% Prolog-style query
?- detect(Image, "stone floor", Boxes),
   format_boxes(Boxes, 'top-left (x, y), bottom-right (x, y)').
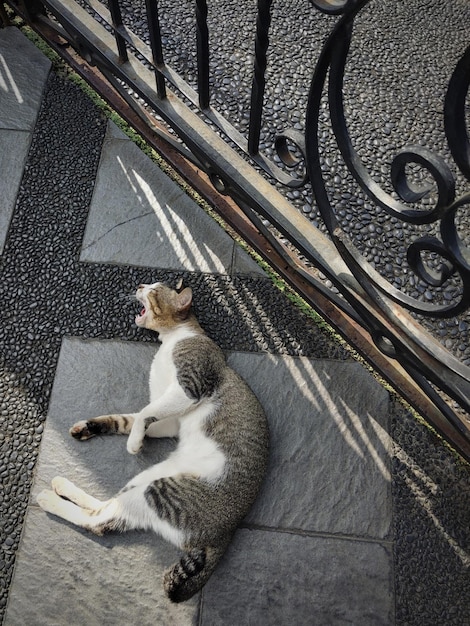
top-left (0, 26), bottom-right (469, 626)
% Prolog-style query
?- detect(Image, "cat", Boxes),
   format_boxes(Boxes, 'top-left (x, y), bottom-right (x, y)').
top-left (37, 282), bottom-right (269, 603)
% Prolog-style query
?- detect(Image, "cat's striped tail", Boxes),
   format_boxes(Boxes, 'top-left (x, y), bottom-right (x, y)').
top-left (163, 544), bottom-right (227, 603)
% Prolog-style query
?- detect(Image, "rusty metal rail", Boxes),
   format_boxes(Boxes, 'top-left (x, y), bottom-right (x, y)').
top-left (2, 0), bottom-right (470, 459)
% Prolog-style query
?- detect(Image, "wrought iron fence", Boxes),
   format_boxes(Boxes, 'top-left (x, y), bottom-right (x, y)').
top-left (2, 0), bottom-right (470, 458)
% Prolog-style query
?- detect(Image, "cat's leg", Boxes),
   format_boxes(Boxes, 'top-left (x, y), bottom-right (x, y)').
top-left (70, 411), bottom-right (178, 449)
top-left (127, 385), bottom-right (195, 454)
top-left (51, 476), bottom-right (105, 510)
top-left (38, 478), bottom-right (158, 536)
top-left (70, 414), bottom-right (134, 440)
top-left (125, 415), bottom-right (179, 452)
top-left (37, 483), bottom-right (121, 534)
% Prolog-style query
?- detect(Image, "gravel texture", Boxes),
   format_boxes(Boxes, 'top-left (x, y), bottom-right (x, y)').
top-left (391, 400), bottom-right (470, 625)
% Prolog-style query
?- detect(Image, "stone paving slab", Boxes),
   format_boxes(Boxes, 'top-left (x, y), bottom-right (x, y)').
top-left (0, 129), bottom-right (32, 253)
top-left (202, 529), bottom-right (393, 626)
top-left (5, 508), bottom-right (198, 626)
top-left (0, 28), bottom-right (51, 131)
top-left (80, 122), bottom-right (264, 276)
top-left (6, 338), bottom-right (393, 624)
top-left (0, 27), bottom-right (51, 254)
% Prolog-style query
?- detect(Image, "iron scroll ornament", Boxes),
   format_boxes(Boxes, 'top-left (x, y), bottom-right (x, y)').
top-left (444, 42), bottom-right (470, 182)
top-left (305, 0), bottom-right (470, 320)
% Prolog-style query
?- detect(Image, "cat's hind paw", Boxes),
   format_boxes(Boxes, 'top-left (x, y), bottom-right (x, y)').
top-left (37, 489), bottom-right (63, 515)
top-left (51, 476), bottom-right (104, 510)
top-left (51, 476), bottom-right (75, 498)
top-left (37, 476), bottom-right (72, 513)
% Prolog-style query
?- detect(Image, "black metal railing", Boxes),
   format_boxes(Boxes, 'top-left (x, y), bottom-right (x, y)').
top-left (2, 0), bottom-right (470, 458)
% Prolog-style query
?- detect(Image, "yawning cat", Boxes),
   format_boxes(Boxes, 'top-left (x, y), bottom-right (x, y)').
top-left (37, 282), bottom-right (269, 602)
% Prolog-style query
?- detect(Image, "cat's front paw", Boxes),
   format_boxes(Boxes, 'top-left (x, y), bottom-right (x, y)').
top-left (126, 436), bottom-right (143, 455)
top-left (127, 421), bottom-right (145, 454)
top-left (70, 420), bottom-right (95, 440)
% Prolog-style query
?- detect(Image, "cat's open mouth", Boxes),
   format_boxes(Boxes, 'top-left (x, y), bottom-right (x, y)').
top-left (135, 306), bottom-right (146, 326)
top-left (135, 284), bottom-right (152, 326)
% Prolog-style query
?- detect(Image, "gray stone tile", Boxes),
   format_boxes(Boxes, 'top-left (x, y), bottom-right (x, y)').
top-left (80, 127), bottom-right (239, 273)
top-left (227, 353), bottom-right (392, 539)
top-left (107, 120), bottom-right (129, 140)
top-left (5, 509), bottom-right (199, 626)
top-left (32, 341), bottom-right (391, 542)
top-left (0, 27), bottom-right (50, 131)
top-left (231, 243), bottom-right (266, 276)
top-left (101, 122), bottom-right (265, 276)
top-left (201, 528), bottom-right (394, 626)
top-left (0, 129), bottom-right (31, 253)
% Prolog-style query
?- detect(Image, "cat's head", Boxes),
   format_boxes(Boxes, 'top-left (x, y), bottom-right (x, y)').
top-left (135, 282), bottom-right (193, 333)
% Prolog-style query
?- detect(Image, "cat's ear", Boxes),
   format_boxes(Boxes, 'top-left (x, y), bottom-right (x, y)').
top-left (176, 287), bottom-right (192, 315)
top-left (175, 277), bottom-right (184, 291)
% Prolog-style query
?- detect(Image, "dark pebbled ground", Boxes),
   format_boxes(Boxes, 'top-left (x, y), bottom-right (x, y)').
top-left (391, 400), bottom-right (470, 625)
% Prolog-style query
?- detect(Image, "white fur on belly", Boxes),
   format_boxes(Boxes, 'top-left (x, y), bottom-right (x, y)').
top-left (174, 402), bottom-right (226, 482)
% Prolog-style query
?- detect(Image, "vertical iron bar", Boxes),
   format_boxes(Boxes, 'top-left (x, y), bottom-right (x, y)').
top-left (195, 0), bottom-right (210, 109)
top-left (248, 0), bottom-right (272, 155)
top-left (145, 0), bottom-right (167, 98)
top-left (108, 0), bottom-right (128, 63)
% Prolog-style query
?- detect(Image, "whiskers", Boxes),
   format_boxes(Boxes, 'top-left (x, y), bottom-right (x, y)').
top-left (116, 292), bottom-right (138, 304)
